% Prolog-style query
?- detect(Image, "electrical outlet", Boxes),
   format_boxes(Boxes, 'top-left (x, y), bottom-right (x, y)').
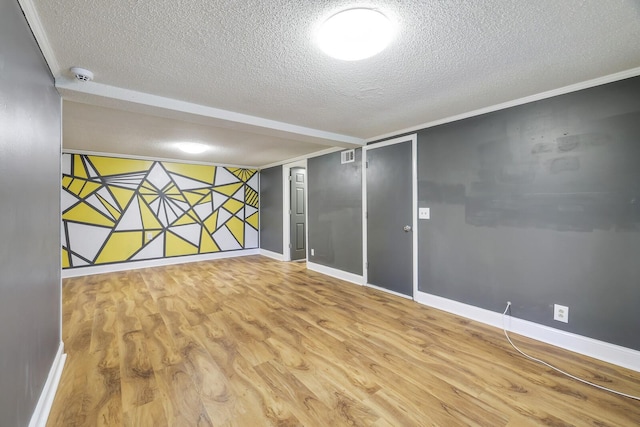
top-left (146, 231), bottom-right (153, 240)
top-left (418, 207), bottom-right (430, 219)
top-left (554, 304), bottom-right (569, 323)
top-left (311, 248), bottom-right (315, 256)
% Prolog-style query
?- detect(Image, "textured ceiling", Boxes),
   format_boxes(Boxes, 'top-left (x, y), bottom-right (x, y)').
top-left (24, 0), bottom-right (640, 167)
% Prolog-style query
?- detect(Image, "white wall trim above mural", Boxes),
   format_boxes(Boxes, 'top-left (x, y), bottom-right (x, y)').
top-left (61, 153), bottom-right (259, 270)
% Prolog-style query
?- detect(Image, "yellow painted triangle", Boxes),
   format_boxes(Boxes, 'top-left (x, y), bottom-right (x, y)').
top-left (73, 155), bottom-right (88, 179)
top-left (140, 181), bottom-right (157, 194)
top-left (163, 162), bottom-right (215, 184)
top-left (62, 248), bottom-right (70, 269)
top-left (167, 193), bottom-right (186, 203)
top-left (110, 186), bottom-right (136, 210)
top-left (203, 210), bottom-right (218, 234)
top-left (79, 180), bottom-right (102, 198)
top-left (62, 176), bottom-right (73, 189)
top-left (165, 231), bottom-right (198, 257)
top-left (138, 196), bottom-right (163, 229)
top-left (89, 156), bottom-right (153, 177)
top-left (184, 191), bottom-right (206, 206)
top-left (142, 194), bottom-right (158, 204)
top-left (199, 228), bottom-right (219, 253)
top-left (246, 212), bottom-right (259, 229)
top-left (214, 183), bottom-right (243, 197)
top-left (193, 188), bottom-right (211, 196)
top-left (228, 168), bottom-right (256, 183)
top-left (95, 231), bottom-right (143, 264)
top-left (226, 217), bottom-right (244, 246)
top-left (173, 212), bottom-right (197, 226)
top-left (63, 202), bottom-right (115, 227)
top-left (96, 194), bottom-right (121, 221)
top-left (223, 198), bottom-right (244, 214)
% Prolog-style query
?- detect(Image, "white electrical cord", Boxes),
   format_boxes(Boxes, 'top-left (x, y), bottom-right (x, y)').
top-left (502, 302), bottom-right (640, 401)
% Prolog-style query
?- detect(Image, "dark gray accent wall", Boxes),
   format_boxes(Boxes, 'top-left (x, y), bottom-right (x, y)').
top-left (417, 76), bottom-right (640, 350)
top-left (0, 2), bottom-right (62, 425)
top-left (259, 165), bottom-right (283, 254)
top-left (308, 149), bottom-right (363, 275)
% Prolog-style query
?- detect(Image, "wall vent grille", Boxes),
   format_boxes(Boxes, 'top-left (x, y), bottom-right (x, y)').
top-left (341, 149), bottom-right (355, 164)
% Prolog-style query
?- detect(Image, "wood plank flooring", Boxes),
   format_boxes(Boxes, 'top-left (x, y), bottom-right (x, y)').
top-left (48, 256), bottom-right (640, 426)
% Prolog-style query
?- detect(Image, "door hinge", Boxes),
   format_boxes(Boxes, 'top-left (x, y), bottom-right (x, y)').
top-left (365, 211), bottom-right (368, 219)
top-left (288, 176), bottom-right (292, 181)
top-left (365, 262), bottom-right (368, 269)
top-left (289, 243), bottom-right (292, 248)
top-left (289, 209), bottom-right (292, 215)
top-left (365, 161), bottom-right (369, 168)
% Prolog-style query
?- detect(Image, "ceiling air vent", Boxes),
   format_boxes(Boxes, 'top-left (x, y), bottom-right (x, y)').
top-left (341, 149), bottom-right (355, 164)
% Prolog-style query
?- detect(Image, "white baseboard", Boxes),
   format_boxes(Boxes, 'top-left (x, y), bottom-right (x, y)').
top-left (29, 342), bottom-right (66, 427)
top-left (62, 249), bottom-right (260, 278)
top-left (259, 248), bottom-right (285, 261)
top-left (306, 261), bottom-right (365, 286)
top-left (365, 283), bottom-right (412, 300)
top-left (415, 291), bottom-right (640, 373)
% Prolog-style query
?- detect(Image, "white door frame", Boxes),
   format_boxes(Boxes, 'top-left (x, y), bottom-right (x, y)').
top-left (282, 160), bottom-right (307, 261)
top-left (362, 134), bottom-right (418, 299)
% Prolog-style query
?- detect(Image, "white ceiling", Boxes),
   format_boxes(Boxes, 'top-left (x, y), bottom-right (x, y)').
top-left (22, 0), bottom-right (640, 167)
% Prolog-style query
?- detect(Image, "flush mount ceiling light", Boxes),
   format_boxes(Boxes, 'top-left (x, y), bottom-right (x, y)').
top-left (177, 142), bottom-right (208, 154)
top-left (317, 8), bottom-right (394, 61)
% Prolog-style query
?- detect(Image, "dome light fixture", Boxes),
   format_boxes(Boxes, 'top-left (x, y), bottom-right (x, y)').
top-left (317, 8), bottom-right (394, 61)
top-left (177, 142), bottom-right (208, 154)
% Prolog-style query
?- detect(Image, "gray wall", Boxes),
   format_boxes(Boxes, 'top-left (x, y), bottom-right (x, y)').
top-left (417, 76), bottom-right (640, 351)
top-left (308, 149), bottom-right (363, 275)
top-left (0, 1), bottom-right (62, 425)
top-left (259, 165), bottom-right (283, 254)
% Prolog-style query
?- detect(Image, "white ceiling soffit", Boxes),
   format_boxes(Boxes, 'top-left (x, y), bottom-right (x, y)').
top-left (21, 0), bottom-right (640, 163)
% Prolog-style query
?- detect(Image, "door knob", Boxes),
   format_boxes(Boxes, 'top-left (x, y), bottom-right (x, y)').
top-left (403, 225), bottom-right (412, 232)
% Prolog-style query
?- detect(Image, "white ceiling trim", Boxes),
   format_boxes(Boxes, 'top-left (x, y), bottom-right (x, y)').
top-left (367, 66), bottom-right (640, 143)
top-left (17, 0), bottom-right (60, 75)
top-left (63, 148), bottom-right (254, 169)
top-left (56, 79), bottom-right (365, 147)
top-left (259, 146), bottom-right (343, 170)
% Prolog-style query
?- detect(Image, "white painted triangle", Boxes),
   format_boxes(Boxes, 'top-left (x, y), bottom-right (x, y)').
top-left (85, 194), bottom-right (114, 220)
top-left (67, 222), bottom-right (111, 261)
top-left (212, 192), bottom-right (227, 211)
top-left (132, 234), bottom-right (165, 261)
top-left (156, 201), bottom-right (169, 227)
top-left (97, 187), bottom-right (119, 212)
top-left (149, 198), bottom-right (161, 216)
top-left (171, 173), bottom-right (209, 190)
top-left (231, 187), bottom-right (244, 202)
top-left (217, 208), bottom-right (232, 229)
top-left (245, 224), bottom-right (258, 248)
top-left (169, 223), bottom-right (201, 246)
top-left (214, 168), bottom-right (239, 186)
top-left (234, 207), bottom-right (244, 219)
top-left (62, 190), bottom-right (79, 212)
top-left (194, 203), bottom-right (213, 221)
top-left (165, 203), bottom-right (178, 225)
top-left (62, 153), bottom-right (72, 176)
top-left (245, 206), bottom-right (258, 217)
top-left (212, 225), bottom-right (241, 251)
top-left (167, 198), bottom-right (189, 213)
top-left (116, 196), bottom-right (143, 230)
top-left (61, 225), bottom-right (68, 248)
top-left (71, 254), bottom-right (90, 267)
top-left (247, 173), bottom-right (258, 191)
top-left (147, 163), bottom-right (171, 190)
top-left (83, 157), bottom-right (100, 179)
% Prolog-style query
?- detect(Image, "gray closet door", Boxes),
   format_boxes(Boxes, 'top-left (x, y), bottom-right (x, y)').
top-left (367, 141), bottom-right (413, 296)
top-left (290, 167), bottom-right (306, 260)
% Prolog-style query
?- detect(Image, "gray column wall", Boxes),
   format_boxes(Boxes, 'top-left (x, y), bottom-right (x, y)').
top-left (259, 165), bottom-right (284, 254)
top-left (0, 1), bottom-right (62, 425)
top-left (308, 149), bottom-right (363, 275)
top-left (417, 76), bottom-right (640, 351)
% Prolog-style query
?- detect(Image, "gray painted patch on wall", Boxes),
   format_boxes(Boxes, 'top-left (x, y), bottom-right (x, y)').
top-left (417, 76), bottom-right (640, 351)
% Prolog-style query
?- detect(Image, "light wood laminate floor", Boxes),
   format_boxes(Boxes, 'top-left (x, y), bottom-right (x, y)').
top-left (48, 256), bottom-right (640, 426)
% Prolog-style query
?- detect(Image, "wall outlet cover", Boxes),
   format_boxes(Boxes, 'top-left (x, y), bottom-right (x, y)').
top-left (554, 304), bottom-right (569, 323)
top-left (419, 207), bottom-right (430, 219)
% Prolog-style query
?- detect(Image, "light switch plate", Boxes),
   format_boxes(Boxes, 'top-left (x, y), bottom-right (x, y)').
top-left (419, 207), bottom-right (430, 220)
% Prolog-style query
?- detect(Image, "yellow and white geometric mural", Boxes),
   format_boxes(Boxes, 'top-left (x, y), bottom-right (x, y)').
top-left (61, 154), bottom-right (258, 269)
